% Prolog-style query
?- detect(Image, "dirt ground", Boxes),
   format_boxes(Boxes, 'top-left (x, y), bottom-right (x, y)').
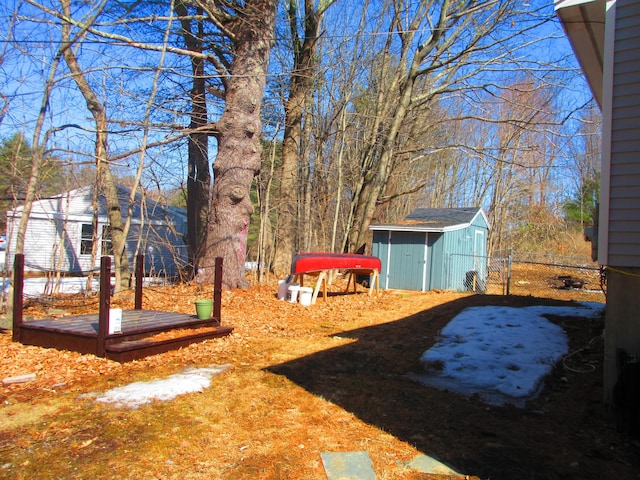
top-left (0, 278), bottom-right (639, 479)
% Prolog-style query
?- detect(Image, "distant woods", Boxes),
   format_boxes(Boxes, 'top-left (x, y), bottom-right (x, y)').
top-left (1, 0), bottom-right (599, 287)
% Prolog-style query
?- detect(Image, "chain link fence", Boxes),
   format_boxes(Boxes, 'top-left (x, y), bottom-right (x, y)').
top-left (447, 253), bottom-right (606, 303)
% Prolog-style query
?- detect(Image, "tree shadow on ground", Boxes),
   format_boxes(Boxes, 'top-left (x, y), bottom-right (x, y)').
top-left (266, 294), bottom-right (639, 480)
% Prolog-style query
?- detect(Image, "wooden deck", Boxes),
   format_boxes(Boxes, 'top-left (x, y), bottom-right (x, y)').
top-left (18, 310), bottom-right (233, 363)
top-left (12, 254), bottom-right (233, 363)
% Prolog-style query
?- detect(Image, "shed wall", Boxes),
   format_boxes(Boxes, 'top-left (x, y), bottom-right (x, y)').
top-left (389, 231), bottom-right (427, 290)
top-left (370, 209), bottom-right (489, 292)
top-left (441, 228), bottom-right (476, 290)
top-left (372, 230), bottom-right (390, 289)
top-left (427, 233), bottom-right (443, 290)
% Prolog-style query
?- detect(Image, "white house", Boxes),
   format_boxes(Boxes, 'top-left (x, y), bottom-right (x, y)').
top-left (5, 185), bottom-right (188, 277)
top-left (556, 0), bottom-right (640, 425)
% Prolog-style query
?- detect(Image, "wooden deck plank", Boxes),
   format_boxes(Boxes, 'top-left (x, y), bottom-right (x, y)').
top-left (20, 310), bottom-right (208, 336)
top-left (17, 309), bottom-right (233, 362)
top-left (19, 328), bottom-right (100, 355)
top-left (105, 326), bottom-right (234, 362)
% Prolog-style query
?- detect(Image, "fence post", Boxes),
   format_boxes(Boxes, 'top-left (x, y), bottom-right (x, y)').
top-left (97, 256), bottom-right (111, 357)
top-left (506, 254), bottom-right (512, 295)
top-left (213, 257), bottom-right (223, 323)
top-left (135, 254), bottom-right (144, 310)
top-left (12, 254), bottom-right (24, 342)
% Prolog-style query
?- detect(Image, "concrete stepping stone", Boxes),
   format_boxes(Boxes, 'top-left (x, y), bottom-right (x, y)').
top-left (321, 451), bottom-right (376, 480)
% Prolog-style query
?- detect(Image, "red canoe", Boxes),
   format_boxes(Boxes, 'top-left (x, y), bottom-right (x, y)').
top-left (290, 253), bottom-right (381, 274)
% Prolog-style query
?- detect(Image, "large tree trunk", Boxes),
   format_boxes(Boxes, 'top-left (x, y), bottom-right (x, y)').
top-left (272, 87), bottom-right (302, 276)
top-left (203, 0), bottom-right (277, 289)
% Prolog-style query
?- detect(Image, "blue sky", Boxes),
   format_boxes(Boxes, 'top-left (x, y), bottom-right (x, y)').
top-left (1, 0), bottom-right (595, 201)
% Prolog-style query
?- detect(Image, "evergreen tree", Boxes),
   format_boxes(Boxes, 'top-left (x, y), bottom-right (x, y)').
top-left (563, 176), bottom-right (599, 227)
top-left (0, 133), bottom-right (64, 232)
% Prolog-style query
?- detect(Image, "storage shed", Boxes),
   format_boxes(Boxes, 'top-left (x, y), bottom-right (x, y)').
top-left (369, 207), bottom-right (489, 292)
top-left (5, 185), bottom-right (188, 276)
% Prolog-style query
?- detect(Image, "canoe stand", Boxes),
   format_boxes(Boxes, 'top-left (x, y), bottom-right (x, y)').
top-left (291, 267), bottom-right (379, 305)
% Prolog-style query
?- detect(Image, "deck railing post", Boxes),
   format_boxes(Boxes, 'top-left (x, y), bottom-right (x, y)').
top-left (213, 257), bottom-right (223, 323)
top-left (12, 254), bottom-right (24, 342)
top-left (135, 254), bottom-right (144, 310)
top-left (506, 254), bottom-right (512, 296)
top-left (97, 256), bottom-right (111, 357)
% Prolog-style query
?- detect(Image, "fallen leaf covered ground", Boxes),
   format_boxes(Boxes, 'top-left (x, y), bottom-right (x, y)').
top-left (0, 276), bottom-right (638, 479)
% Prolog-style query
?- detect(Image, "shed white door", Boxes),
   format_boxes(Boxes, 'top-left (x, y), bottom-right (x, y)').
top-left (387, 231), bottom-right (428, 291)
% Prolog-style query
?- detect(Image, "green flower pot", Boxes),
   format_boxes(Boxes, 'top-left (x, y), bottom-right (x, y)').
top-left (195, 299), bottom-right (213, 320)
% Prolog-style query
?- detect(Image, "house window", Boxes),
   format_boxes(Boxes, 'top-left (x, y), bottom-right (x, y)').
top-left (80, 224), bottom-right (94, 255)
top-left (101, 225), bottom-right (113, 256)
top-left (80, 224), bottom-right (113, 256)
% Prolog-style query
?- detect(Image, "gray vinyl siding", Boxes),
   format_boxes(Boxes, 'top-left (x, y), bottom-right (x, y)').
top-left (7, 218), bottom-right (186, 275)
top-left (128, 223), bottom-right (188, 276)
top-left (15, 218), bottom-right (75, 272)
top-left (6, 186), bottom-right (187, 275)
top-left (609, 0), bottom-right (640, 266)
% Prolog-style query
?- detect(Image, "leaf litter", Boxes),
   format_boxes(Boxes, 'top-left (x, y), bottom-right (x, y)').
top-left (0, 278), bottom-right (638, 479)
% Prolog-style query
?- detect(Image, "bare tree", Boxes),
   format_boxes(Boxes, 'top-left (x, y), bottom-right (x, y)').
top-left (12, 0), bottom-right (186, 291)
top-left (2, 0), bottom-right (69, 312)
top-left (272, 0), bottom-right (336, 276)
top-left (458, 76), bottom-right (563, 254)
top-left (344, 1), bottom-right (532, 252)
top-left (5, 0), bottom-right (594, 290)
top-left (9, 0), bottom-right (278, 289)
top-left (57, 0), bottom-right (131, 291)
top-left (254, 131), bottom-right (280, 281)
top-left (175, 1), bottom-right (211, 275)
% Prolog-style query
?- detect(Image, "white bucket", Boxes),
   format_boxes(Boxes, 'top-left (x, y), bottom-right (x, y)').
top-left (299, 287), bottom-right (313, 306)
top-left (287, 284), bottom-right (300, 303)
top-left (277, 280), bottom-right (289, 300)
top-left (109, 308), bottom-right (122, 334)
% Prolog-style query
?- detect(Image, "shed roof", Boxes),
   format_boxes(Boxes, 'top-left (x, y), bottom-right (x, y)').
top-left (369, 207), bottom-right (489, 233)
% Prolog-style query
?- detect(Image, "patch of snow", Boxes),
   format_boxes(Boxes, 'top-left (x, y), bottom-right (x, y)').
top-left (94, 365), bottom-right (231, 408)
top-left (410, 302), bottom-right (604, 407)
top-left (21, 277), bottom-right (100, 296)
top-left (2, 276), bottom-right (175, 298)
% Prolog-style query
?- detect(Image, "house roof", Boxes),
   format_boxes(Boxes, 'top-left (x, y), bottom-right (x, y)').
top-left (555, 0), bottom-right (605, 108)
top-left (8, 185), bottom-right (186, 227)
top-left (369, 207), bottom-right (489, 233)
